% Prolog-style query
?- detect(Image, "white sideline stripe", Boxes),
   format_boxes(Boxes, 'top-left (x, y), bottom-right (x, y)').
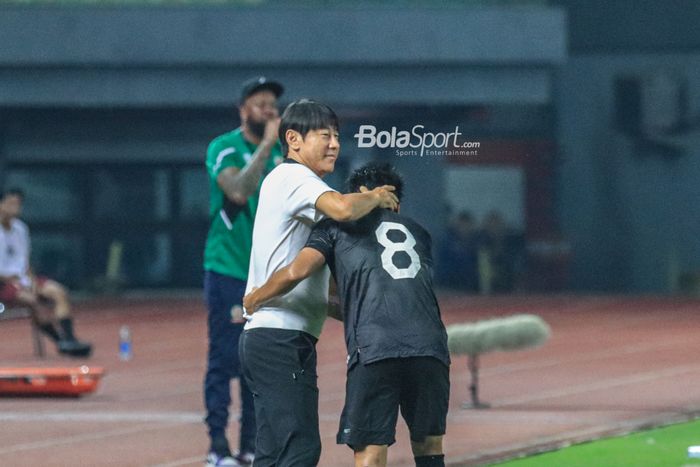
top-left (149, 456), bottom-right (203, 467)
top-left (150, 433), bottom-right (343, 467)
top-left (0, 423), bottom-right (170, 455)
top-left (494, 363), bottom-right (700, 407)
top-left (472, 335), bottom-right (700, 378)
top-left (0, 411), bottom-right (201, 423)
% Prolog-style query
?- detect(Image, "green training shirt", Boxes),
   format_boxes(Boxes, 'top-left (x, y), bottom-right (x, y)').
top-left (203, 128), bottom-right (283, 280)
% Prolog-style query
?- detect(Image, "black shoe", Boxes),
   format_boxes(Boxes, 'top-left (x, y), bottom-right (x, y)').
top-left (58, 339), bottom-right (93, 357)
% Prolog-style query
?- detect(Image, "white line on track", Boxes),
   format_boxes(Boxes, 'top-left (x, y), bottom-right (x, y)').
top-left (0, 411), bottom-right (201, 423)
top-left (468, 335), bottom-right (700, 378)
top-left (149, 455), bottom-right (203, 467)
top-left (494, 363), bottom-right (700, 407)
top-left (0, 423), bottom-right (173, 455)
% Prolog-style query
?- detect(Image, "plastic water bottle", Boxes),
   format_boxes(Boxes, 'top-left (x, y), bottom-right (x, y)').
top-left (119, 325), bottom-right (132, 361)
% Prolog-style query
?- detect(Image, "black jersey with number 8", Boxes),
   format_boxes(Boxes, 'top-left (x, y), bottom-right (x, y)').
top-left (305, 209), bottom-right (450, 368)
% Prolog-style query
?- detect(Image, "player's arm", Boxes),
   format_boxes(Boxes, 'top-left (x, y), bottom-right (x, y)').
top-left (217, 118), bottom-right (280, 205)
top-left (315, 186), bottom-right (398, 222)
top-left (243, 247), bottom-right (327, 314)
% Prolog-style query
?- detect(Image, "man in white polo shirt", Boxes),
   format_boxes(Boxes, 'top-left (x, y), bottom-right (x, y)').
top-left (239, 99), bottom-right (398, 467)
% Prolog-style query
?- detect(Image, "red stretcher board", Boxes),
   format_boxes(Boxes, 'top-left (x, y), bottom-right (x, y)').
top-left (0, 366), bottom-right (105, 397)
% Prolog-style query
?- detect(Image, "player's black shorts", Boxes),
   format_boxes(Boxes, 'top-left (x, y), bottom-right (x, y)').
top-left (337, 356), bottom-right (450, 448)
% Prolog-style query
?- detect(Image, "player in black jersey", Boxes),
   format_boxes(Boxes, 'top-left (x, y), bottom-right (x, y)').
top-left (244, 163), bottom-right (450, 467)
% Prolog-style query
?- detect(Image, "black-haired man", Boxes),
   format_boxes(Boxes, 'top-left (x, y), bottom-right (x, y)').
top-left (239, 100), bottom-right (399, 466)
top-left (244, 163), bottom-right (450, 467)
top-left (203, 76), bottom-right (284, 467)
top-left (0, 188), bottom-right (92, 357)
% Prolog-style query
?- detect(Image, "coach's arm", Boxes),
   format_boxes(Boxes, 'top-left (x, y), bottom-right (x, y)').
top-left (315, 185), bottom-right (398, 222)
top-left (243, 247), bottom-right (327, 315)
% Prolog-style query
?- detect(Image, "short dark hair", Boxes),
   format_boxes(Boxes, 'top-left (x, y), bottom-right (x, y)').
top-left (279, 99), bottom-right (339, 156)
top-left (0, 187), bottom-right (24, 201)
top-left (347, 163), bottom-right (404, 201)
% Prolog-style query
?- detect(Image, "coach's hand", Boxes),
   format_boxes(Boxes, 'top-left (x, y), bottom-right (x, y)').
top-left (242, 287), bottom-right (259, 316)
top-left (362, 185), bottom-right (399, 211)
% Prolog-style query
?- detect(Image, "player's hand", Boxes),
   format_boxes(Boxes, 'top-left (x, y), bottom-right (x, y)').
top-left (242, 287), bottom-right (259, 316)
top-left (370, 185), bottom-right (399, 211)
top-left (262, 118), bottom-right (281, 147)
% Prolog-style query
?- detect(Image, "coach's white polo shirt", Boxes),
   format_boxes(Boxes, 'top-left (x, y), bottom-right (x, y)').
top-left (244, 160), bottom-right (337, 338)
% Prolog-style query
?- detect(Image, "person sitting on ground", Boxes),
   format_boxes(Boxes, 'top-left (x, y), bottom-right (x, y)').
top-left (0, 188), bottom-right (92, 357)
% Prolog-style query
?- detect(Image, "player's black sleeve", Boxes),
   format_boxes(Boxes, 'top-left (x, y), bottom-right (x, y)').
top-left (305, 218), bottom-right (337, 266)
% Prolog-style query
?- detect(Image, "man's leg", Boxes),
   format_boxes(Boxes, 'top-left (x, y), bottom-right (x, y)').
top-left (203, 271), bottom-right (236, 458)
top-left (353, 445), bottom-right (388, 467)
top-left (35, 278), bottom-right (92, 357)
top-left (238, 371), bottom-right (256, 456)
top-left (5, 283), bottom-right (65, 348)
top-left (337, 359), bottom-right (402, 467)
top-left (398, 357), bottom-right (450, 467)
top-left (218, 275), bottom-right (256, 461)
top-left (35, 279), bottom-right (70, 319)
top-left (10, 287), bottom-right (56, 339)
top-left (240, 328), bottom-right (321, 467)
top-left (411, 436), bottom-right (444, 467)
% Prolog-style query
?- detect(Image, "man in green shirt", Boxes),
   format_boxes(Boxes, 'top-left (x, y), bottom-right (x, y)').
top-left (203, 77), bottom-right (284, 467)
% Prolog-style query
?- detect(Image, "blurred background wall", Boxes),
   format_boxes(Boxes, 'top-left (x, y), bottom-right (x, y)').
top-left (1, 0), bottom-right (698, 294)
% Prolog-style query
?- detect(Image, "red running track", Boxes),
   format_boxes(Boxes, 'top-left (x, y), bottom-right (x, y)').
top-left (1, 293), bottom-right (699, 466)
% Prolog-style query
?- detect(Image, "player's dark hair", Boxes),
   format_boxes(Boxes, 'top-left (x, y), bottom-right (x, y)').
top-left (279, 99), bottom-right (339, 156)
top-left (347, 163), bottom-right (404, 201)
top-left (0, 187), bottom-right (24, 201)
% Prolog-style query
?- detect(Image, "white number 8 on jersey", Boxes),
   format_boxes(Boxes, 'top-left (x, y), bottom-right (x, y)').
top-left (375, 221), bottom-right (421, 279)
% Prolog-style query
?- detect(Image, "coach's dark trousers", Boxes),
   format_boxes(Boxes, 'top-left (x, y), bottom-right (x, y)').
top-left (240, 327), bottom-right (321, 467)
top-left (204, 270), bottom-right (256, 454)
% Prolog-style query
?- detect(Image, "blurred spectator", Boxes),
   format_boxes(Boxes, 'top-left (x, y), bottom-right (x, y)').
top-left (437, 210), bottom-right (480, 292)
top-left (477, 210), bottom-right (525, 293)
top-left (0, 188), bottom-right (92, 357)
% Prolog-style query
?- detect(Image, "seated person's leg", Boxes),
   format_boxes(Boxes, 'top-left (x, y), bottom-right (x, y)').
top-left (35, 278), bottom-right (70, 318)
top-left (3, 283), bottom-right (64, 345)
top-left (35, 278), bottom-right (92, 357)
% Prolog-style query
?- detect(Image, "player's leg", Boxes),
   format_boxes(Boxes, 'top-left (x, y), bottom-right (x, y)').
top-left (410, 436), bottom-right (444, 466)
top-left (203, 270), bottom-right (238, 463)
top-left (240, 328), bottom-right (321, 467)
top-left (353, 445), bottom-right (388, 467)
top-left (399, 357), bottom-right (450, 467)
top-left (338, 359), bottom-right (402, 467)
